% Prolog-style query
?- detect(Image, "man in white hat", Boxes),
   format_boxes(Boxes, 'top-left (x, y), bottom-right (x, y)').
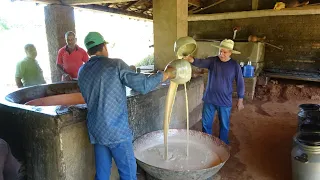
top-left (184, 39), bottom-right (245, 145)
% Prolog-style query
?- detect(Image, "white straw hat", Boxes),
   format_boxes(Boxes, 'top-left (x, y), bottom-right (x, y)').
top-left (211, 39), bottom-right (241, 54)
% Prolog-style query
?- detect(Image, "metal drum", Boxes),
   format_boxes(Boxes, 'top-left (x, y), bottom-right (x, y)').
top-left (297, 104), bottom-right (320, 131)
top-left (292, 132), bottom-right (320, 180)
top-left (299, 111), bottom-right (320, 133)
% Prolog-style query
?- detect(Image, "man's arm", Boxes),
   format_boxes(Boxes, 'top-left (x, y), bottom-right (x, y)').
top-left (235, 63), bottom-right (245, 111)
top-left (15, 62), bottom-right (24, 88)
top-left (0, 140), bottom-right (8, 180)
top-left (56, 50), bottom-right (69, 75)
top-left (184, 55), bottom-right (212, 69)
top-left (56, 50), bottom-right (72, 80)
top-left (15, 77), bottom-right (23, 88)
top-left (57, 64), bottom-right (72, 81)
top-left (118, 59), bottom-right (174, 94)
top-left (56, 64), bottom-right (67, 74)
top-left (0, 139), bottom-right (20, 180)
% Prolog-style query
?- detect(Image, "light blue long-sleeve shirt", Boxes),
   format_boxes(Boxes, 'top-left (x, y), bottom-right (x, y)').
top-left (78, 56), bottom-right (163, 145)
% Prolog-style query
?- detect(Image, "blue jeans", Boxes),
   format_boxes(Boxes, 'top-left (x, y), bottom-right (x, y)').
top-left (94, 141), bottom-right (137, 180)
top-left (202, 103), bottom-right (232, 144)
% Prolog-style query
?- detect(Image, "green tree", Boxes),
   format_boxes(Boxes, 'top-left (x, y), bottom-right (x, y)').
top-left (0, 18), bottom-right (10, 31)
top-left (135, 54), bottom-right (154, 67)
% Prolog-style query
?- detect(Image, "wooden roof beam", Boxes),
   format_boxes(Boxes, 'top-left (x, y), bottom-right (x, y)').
top-left (188, 5), bottom-right (320, 21)
top-left (141, 3), bottom-right (152, 13)
top-left (64, 0), bottom-right (136, 5)
top-left (12, 0), bottom-right (138, 5)
top-left (192, 0), bottom-right (226, 14)
top-left (252, 0), bottom-right (259, 10)
top-left (10, 0), bottom-right (60, 4)
top-left (121, 0), bottom-right (139, 10)
top-left (75, 4), bottom-right (152, 19)
top-left (188, 0), bottom-right (202, 7)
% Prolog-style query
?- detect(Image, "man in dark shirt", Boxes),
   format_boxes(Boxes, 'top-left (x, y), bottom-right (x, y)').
top-left (184, 39), bottom-right (245, 145)
top-left (0, 139), bottom-right (20, 180)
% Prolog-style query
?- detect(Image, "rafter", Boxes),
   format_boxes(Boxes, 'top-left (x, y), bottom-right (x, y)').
top-left (188, 0), bottom-right (202, 7)
top-left (10, 0), bottom-right (59, 4)
top-left (252, 0), bottom-right (259, 10)
top-left (188, 6), bottom-right (200, 14)
top-left (141, 3), bottom-right (152, 13)
top-left (64, 0), bottom-right (137, 5)
top-left (121, 0), bottom-right (138, 10)
top-left (189, 5), bottom-right (320, 21)
top-left (192, 0), bottom-right (226, 14)
top-left (12, 0), bottom-right (138, 5)
top-left (75, 4), bottom-right (152, 20)
top-left (140, 2), bottom-right (152, 13)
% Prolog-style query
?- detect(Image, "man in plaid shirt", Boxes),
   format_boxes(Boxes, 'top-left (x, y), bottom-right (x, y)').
top-left (78, 32), bottom-right (176, 180)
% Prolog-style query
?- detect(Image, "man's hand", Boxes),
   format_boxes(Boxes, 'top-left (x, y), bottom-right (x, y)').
top-left (183, 55), bottom-right (195, 63)
top-left (237, 98), bottom-right (244, 111)
top-left (165, 66), bottom-right (176, 79)
top-left (162, 66), bottom-right (176, 81)
top-left (62, 74), bottom-right (72, 81)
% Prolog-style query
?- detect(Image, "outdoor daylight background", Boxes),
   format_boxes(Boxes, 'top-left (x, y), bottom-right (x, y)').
top-left (0, 0), bottom-right (154, 95)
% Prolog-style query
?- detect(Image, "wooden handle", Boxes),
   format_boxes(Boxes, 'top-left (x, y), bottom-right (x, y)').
top-left (248, 35), bottom-right (266, 42)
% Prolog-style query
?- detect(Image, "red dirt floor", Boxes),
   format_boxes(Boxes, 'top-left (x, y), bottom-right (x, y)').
top-left (205, 99), bottom-right (319, 180)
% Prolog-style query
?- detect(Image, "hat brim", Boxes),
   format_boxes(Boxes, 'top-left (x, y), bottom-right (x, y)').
top-left (211, 44), bottom-right (241, 54)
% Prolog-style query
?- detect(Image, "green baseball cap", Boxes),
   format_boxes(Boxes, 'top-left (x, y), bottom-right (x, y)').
top-left (84, 32), bottom-right (108, 50)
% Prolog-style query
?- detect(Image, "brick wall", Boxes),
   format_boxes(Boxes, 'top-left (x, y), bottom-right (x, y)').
top-left (188, 15), bottom-right (320, 72)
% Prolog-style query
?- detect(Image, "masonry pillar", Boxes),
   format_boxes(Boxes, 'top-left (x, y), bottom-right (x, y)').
top-left (44, 5), bottom-right (75, 82)
top-left (153, 0), bottom-right (188, 70)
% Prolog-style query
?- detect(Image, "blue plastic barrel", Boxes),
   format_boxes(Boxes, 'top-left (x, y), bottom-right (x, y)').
top-left (243, 61), bottom-right (255, 78)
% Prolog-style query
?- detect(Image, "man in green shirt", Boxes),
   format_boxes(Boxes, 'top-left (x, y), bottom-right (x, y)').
top-left (15, 44), bottom-right (46, 88)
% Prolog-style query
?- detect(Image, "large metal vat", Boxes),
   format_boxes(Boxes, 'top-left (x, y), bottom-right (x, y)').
top-left (134, 129), bottom-right (230, 180)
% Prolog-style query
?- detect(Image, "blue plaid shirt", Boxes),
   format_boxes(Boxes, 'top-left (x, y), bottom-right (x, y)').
top-left (78, 56), bottom-right (163, 145)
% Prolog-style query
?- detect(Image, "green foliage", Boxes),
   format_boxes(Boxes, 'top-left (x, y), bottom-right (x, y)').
top-left (0, 18), bottom-right (9, 31)
top-left (135, 54), bottom-right (154, 67)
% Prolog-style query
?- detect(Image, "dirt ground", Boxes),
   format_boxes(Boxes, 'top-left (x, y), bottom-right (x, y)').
top-left (255, 79), bottom-right (320, 102)
top-left (202, 98), bottom-right (319, 180)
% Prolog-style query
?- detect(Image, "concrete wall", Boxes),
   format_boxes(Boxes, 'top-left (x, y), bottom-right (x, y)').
top-left (195, 0), bottom-right (319, 14)
top-left (188, 15), bottom-right (320, 71)
top-left (153, 0), bottom-right (188, 70)
top-left (59, 121), bottom-right (95, 180)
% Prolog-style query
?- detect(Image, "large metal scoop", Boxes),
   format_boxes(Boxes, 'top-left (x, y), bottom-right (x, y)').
top-left (174, 36), bottom-right (198, 59)
top-left (133, 129), bottom-right (230, 180)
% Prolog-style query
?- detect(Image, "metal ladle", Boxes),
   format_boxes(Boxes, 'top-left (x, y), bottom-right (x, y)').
top-left (163, 36), bottom-right (197, 84)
